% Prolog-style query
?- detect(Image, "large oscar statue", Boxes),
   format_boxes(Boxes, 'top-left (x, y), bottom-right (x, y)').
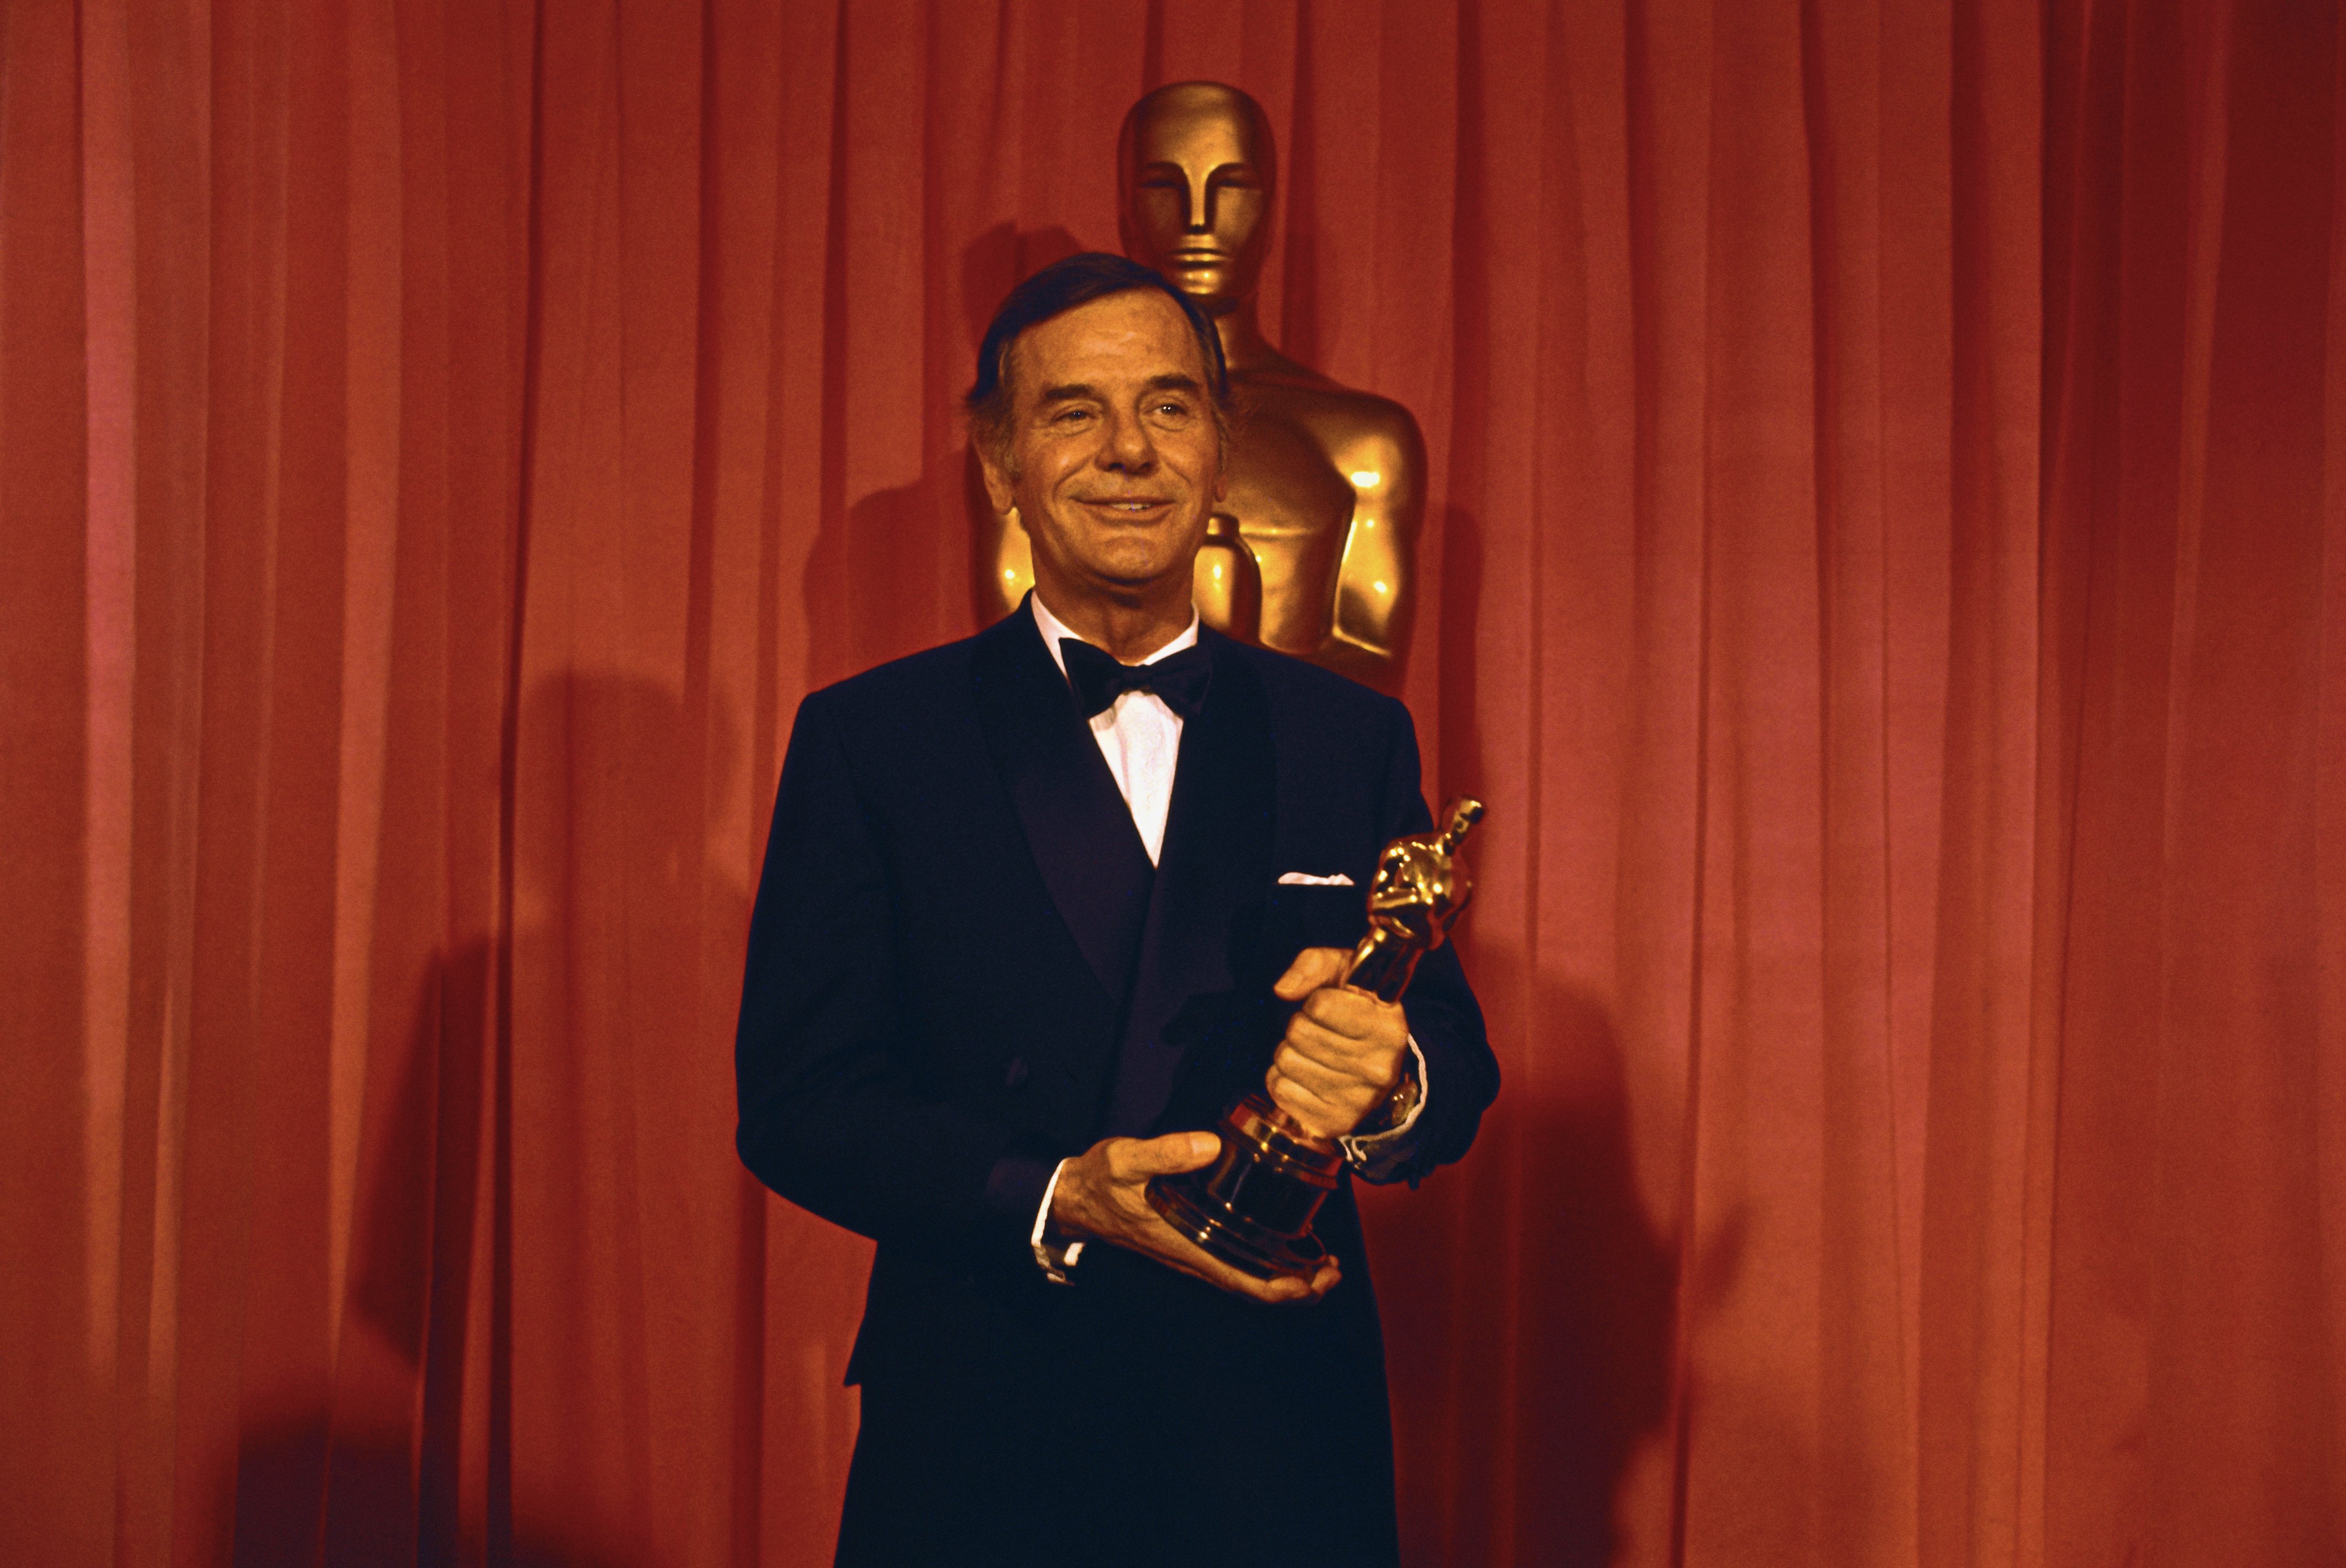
top-left (976, 82), bottom-right (1428, 695)
top-left (1149, 799), bottom-right (1484, 1280)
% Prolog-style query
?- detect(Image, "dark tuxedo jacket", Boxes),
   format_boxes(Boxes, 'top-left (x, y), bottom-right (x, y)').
top-left (736, 605), bottom-right (1496, 1567)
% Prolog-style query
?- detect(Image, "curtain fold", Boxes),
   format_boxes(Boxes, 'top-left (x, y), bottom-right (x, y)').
top-left (4, 2), bottom-right (2340, 1564)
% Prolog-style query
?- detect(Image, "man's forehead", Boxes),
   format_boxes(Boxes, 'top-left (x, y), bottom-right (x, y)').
top-left (1008, 292), bottom-right (1207, 397)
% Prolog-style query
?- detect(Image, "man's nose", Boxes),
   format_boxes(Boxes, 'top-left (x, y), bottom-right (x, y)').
top-left (1100, 406), bottom-right (1156, 470)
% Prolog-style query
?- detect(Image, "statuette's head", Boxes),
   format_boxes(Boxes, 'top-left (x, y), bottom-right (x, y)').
top-left (966, 253), bottom-right (1231, 610)
top-left (1365, 799), bottom-right (1484, 944)
top-left (1119, 81), bottom-right (1277, 314)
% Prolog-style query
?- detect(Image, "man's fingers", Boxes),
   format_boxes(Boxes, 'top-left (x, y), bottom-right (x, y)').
top-left (1277, 1014), bottom-right (1397, 1076)
top-left (1223, 1251), bottom-right (1341, 1304)
top-left (1142, 1214), bottom-right (1340, 1303)
top-left (1298, 983), bottom-right (1397, 1036)
top-left (1271, 945), bottom-right (1352, 1000)
top-left (1265, 1067), bottom-right (1354, 1137)
top-left (1270, 1045), bottom-right (1375, 1103)
top-left (1105, 1130), bottom-right (1220, 1180)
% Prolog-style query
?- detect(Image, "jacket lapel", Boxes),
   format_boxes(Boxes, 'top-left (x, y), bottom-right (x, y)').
top-left (970, 608), bottom-right (1157, 1009)
top-left (1100, 631), bottom-right (1278, 1137)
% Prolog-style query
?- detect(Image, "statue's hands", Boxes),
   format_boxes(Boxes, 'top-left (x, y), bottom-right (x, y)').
top-left (1050, 1132), bottom-right (1341, 1304)
top-left (1266, 947), bottom-right (1413, 1141)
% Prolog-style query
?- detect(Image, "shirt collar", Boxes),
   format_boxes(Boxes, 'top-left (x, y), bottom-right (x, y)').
top-left (1030, 591), bottom-right (1201, 682)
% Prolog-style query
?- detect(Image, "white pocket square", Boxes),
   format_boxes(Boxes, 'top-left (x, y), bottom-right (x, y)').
top-left (1277, 871), bottom-right (1355, 886)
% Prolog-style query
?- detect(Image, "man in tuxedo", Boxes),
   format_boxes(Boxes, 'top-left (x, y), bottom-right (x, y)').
top-left (735, 253), bottom-right (1496, 1566)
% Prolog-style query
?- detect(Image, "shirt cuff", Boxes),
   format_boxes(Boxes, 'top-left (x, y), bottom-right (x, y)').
top-left (1339, 1034), bottom-right (1429, 1183)
top-left (1030, 1157), bottom-right (1086, 1284)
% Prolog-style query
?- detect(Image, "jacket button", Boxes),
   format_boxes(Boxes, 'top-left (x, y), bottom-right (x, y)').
top-left (1003, 1056), bottom-right (1031, 1090)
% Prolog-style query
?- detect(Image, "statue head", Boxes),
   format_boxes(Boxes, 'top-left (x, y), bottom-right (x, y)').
top-left (1364, 799), bottom-right (1485, 941)
top-left (1118, 82), bottom-right (1277, 315)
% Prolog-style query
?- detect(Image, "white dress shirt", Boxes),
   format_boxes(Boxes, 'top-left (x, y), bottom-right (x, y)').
top-left (1023, 594), bottom-right (1427, 1282)
top-left (1030, 592), bottom-right (1190, 865)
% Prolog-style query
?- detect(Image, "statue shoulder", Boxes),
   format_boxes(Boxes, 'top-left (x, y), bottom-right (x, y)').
top-left (1237, 367), bottom-right (1419, 428)
top-left (1330, 390), bottom-right (1425, 473)
top-left (1236, 371), bottom-right (1425, 474)
top-left (1321, 381), bottom-right (1421, 439)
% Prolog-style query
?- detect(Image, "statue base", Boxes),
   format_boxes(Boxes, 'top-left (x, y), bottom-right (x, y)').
top-left (1146, 1093), bottom-right (1340, 1281)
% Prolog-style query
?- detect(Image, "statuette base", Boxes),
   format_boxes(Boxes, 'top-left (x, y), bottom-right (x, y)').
top-left (1148, 1093), bottom-right (1340, 1282)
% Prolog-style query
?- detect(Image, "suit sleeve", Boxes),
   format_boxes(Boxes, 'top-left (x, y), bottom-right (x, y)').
top-left (1359, 702), bottom-right (1499, 1184)
top-left (734, 689), bottom-right (1034, 1260)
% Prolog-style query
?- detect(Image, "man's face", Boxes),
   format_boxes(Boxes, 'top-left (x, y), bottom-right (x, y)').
top-left (980, 289), bottom-right (1226, 608)
top-left (1119, 86), bottom-right (1272, 310)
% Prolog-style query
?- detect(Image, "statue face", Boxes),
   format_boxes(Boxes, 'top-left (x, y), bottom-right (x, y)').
top-left (1119, 83), bottom-right (1275, 312)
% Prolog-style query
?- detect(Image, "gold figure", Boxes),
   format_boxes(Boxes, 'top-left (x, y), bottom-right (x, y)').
top-left (1344, 798), bottom-right (1485, 1002)
top-left (974, 82), bottom-right (1426, 694)
top-left (1148, 798), bottom-right (1486, 1280)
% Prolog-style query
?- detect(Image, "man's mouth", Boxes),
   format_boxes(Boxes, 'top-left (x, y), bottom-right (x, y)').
top-left (1082, 497), bottom-right (1174, 515)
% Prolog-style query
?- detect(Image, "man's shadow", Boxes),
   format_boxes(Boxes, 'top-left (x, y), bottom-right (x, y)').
top-left (1348, 498), bottom-right (1698, 1565)
top-left (226, 671), bottom-right (864, 1566)
top-left (801, 222), bottom-right (1088, 687)
top-left (1360, 970), bottom-right (1680, 1567)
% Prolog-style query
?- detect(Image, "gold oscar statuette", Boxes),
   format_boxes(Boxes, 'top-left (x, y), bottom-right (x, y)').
top-left (1148, 798), bottom-right (1486, 1280)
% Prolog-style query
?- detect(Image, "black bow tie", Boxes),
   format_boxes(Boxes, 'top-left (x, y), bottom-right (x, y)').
top-left (1060, 638), bottom-right (1214, 721)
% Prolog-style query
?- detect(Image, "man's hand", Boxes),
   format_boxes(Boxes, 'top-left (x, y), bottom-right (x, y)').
top-left (1265, 947), bottom-right (1412, 1141)
top-left (1050, 1131), bottom-right (1341, 1304)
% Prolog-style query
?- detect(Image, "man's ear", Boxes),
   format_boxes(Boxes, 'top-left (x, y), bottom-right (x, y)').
top-left (978, 446), bottom-right (1017, 516)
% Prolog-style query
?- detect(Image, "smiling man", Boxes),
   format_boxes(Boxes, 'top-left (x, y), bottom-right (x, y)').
top-left (736, 253), bottom-right (1496, 1566)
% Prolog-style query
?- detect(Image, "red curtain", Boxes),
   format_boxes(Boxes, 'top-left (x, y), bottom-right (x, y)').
top-left (5, 1), bottom-right (2342, 1563)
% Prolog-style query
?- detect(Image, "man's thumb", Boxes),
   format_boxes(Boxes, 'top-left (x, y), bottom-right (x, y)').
top-left (1273, 945), bottom-right (1351, 999)
top-left (1120, 1130), bottom-right (1220, 1176)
